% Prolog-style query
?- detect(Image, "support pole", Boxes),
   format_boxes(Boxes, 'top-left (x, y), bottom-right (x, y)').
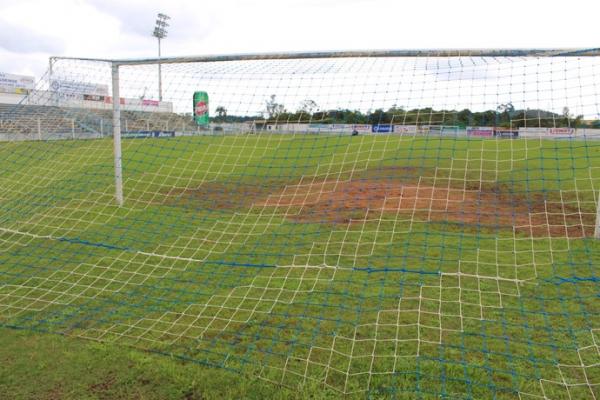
top-left (48, 57), bottom-right (61, 108)
top-left (112, 63), bottom-right (124, 206)
top-left (158, 38), bottom-right (163, 101)
top-left (595, 191), bottom-right (600, 238)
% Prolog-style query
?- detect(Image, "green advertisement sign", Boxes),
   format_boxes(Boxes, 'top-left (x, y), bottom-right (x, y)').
top-left (193, 91), bottom-right (209, 126)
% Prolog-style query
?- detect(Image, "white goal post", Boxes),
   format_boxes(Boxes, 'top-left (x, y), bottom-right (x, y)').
top-left (79, 48), bottom-right (600, 238)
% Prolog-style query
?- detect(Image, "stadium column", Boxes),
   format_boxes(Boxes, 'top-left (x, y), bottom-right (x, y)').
top-left (112, 63), bottom-right (124, 206)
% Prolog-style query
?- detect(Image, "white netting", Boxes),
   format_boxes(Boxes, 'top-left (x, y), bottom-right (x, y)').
top-left (1, 52), bottom-right (599, 398)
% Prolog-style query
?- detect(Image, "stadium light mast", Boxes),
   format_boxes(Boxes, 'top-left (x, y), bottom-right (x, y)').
top-left (152, 13), bottom-right (170, 101)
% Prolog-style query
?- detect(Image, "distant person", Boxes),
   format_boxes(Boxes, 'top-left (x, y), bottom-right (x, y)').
top-left (352, 129), bottom-right (359, 136)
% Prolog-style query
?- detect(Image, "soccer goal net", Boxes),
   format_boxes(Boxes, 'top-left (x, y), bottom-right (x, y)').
top-left (1, 49), bottom-right (600, 398)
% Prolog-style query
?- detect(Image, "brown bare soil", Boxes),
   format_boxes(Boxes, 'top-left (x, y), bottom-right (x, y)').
top-left (164, 169), bottom-right (595, 238)
top-left (164, 180), bottom-right (282, 210)
top-left (256, 178), bottom-right (595, 238)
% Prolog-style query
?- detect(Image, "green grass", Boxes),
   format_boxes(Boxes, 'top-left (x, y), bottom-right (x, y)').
top-left (0, 327), bottom-right (334, 400)
top-left (1, 134), bottom-right (600, 399)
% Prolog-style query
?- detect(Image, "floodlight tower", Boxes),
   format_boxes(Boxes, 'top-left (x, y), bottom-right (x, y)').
top-left (152, 13), bottom-right (170, 101)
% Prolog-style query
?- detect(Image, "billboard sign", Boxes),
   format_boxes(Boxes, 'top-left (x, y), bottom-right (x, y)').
top-left (104, 96), bottom-right (125, 105)
top-left (0, 72), bottom-right (35, 94)
top-left (330, 124), bottom-right (348, 132)
top-left (50, 79), bottom-right (109, 96)
top-left (417, 126), bottom-right (430, 134)
top-left (467, 127), bottom-right (494, 137)
top-left (519, 127), bottom-right (575, 137)
top-left (372, 124), bottom-right (393, 133)
top-left (122, 130), bottom-right (175, 139)
top-left (495, 129), bottom-right (519, 138)
top-left (57, 92), bottom-right (83, 102)
top-left (352, 124), bottom-right (372, 133)
top-left (549, 127), bottom-right (575, 136)
top-left (394, 125), bottom-right (418, 134)
top-left (83, 94), bottom-right (105, 102)
top-left (307, 124), bottom-right (330, 133)
top-left (518, 127), bottom-right (546, 137)
top-left (142, 99), bottom-right (160, 107)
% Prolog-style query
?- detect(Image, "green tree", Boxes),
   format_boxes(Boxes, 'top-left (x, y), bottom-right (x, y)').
top-left (215, 106), bottom-right (227, 122)
top-left (298, 99), bottom-right (318, 115)
top-left (265, 95), bottom-right (286, 119)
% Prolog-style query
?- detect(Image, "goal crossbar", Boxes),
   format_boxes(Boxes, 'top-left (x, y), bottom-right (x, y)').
top-left (50, 47), bottom-right (600, 67)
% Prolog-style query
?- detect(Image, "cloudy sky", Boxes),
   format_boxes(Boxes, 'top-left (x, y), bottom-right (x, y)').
top-left (1, 0), bottom-right (600, 78)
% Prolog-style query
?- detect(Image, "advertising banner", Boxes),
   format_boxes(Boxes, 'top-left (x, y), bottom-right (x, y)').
top-left (0, 72), bottom-right (35, 94)
top-left (372, 124), bottom-right (393, 133)
top-left (467, 127), bottom-right (494, 137)
top-left (104, 96), bottom-right (125, 105)
top-left (122, 130), bottom-right (175, 139)
top-left (519, 127), bottom-right (575, 137)
top-left (518, 128), bottom-right (546, 137)
top-left (50, 79), bottom-right (109, 96)
top-left (83, 94), bottom-right (105, 102)
top-left (329, 124), bottom-right (348, 132)
top-left (417, 126), bottom-right (430, 134)
top-left (307, 124), bottom-right (330, 132)
top-left (549, 128), bottom-right (575, 135)
top-left (57, 92), bottom-right (83, 101)
top-left (352, 124), bottom-right (372, 133)
top-left (393, 125), bottom-right (418, 134)
top-left (142, 99), bottom-right (160, 107)
top-left (495, 129), bottom-right (519, 138)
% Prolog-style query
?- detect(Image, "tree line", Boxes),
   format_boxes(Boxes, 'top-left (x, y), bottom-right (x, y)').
top-left (211, 97), bottom-right (599, 128)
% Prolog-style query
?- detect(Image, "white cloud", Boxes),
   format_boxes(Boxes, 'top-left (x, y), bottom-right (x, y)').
top-left (0, 0), bottom-right (599, 77)
top-left (0, 20), bottom-right (65, 54)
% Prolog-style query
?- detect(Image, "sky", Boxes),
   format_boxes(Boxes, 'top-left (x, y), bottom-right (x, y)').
top-left (1, 0), bottom-right (599, 119)
top-left (1, 0), bottom-right (600, 78)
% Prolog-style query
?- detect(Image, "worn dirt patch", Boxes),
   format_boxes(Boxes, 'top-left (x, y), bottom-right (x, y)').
top-left (164, 180), bottom-right (284, 210)
top-left (162, 167), bottom-right (595, 238)
top-left (256, 177), bottom-right (595, 238)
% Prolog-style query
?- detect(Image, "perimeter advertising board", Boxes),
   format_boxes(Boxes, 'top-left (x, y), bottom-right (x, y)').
top-left (495, 129), bottom-right (519, 138)
top-left (142, 99), bottom-right (160, 107)
top-left (519, 127), bottom-right (575, 138)
top-left (83, 94), bottom-right (105, 102)
top-left (372, 124), bottom-right (393, 133)
top-left (549, 128), bottom-right (575, 136)
top-left (467, 127), bottom-right (494, 137)
top-left (352, 124), bottom-right (372, 133)
top-left (393, 125), bottom-right (418, 135)
top-left (307, 124), bottom-right (343, 133)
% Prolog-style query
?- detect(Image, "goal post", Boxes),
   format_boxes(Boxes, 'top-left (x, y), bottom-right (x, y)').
top-left (596, 190), bottom-right (600, 238)
top-left (97, 48), bottom-right (600, 213)
top-left (111, 63), bottom-right (123, 206)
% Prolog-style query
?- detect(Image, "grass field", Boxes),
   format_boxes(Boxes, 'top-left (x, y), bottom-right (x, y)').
top-left (1, 133), bottom-right (600, 399)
